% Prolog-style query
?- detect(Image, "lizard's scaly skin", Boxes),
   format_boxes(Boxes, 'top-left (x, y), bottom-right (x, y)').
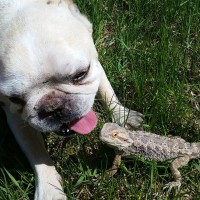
top-left (100, 123), bottom-right (200, 190)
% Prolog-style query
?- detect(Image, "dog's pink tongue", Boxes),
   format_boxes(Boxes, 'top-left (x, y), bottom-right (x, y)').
top-left (68, 109), bottom-right (97, 134)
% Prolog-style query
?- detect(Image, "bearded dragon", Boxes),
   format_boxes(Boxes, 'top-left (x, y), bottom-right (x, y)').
top-left (100, 123), bottom-right (200, 190)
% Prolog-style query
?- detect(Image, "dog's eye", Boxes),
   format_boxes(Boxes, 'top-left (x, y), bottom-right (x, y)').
top-left (9, 96), bottom-right (26, 105)
top-left (73, 71), bottom-right (87, 81)
top-left (72, 66), bottom-right (90, 83)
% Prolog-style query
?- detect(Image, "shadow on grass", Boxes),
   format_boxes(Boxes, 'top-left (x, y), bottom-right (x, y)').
top-left (0, 108), bottom-right (31, 172)
top-left (0, 106), bottom-right (113, 175)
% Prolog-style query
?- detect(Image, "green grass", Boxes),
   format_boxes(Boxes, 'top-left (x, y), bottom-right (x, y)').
top-left (0, 0), bottom-right (200, 199)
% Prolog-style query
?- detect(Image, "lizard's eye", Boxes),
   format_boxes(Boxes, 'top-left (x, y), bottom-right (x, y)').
top-left (112, 131), bottom-right (119, 137)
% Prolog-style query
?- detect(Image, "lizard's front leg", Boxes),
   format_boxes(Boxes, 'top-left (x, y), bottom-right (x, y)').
top-left (5, 110), bottom-right (67, 200)
top-left (98, 65), bottom-right (143, 129)
top-left (164, 155), bottom-right (190, 192)
top-left (106, 154), bottom-right (122, 177)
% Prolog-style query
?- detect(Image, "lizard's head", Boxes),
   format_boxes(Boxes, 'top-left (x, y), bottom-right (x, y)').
top-left (100, 123), bottom-right (133, 150)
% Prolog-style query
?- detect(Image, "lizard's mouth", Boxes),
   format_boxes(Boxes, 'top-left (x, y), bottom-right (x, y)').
top-left (99, 123), bottom-right (133, 147)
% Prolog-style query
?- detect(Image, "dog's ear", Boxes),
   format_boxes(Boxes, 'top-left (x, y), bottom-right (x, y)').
top-left (48, 1), bottom-right (93, 33)
top-left (67, 2), bottom-right (93, 34)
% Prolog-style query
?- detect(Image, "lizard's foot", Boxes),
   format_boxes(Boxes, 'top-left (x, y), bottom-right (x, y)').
top-left (105, 167), bottom-right (119, 177)
top-left (112, 106), bottom-right (143, 130)
top-left (163, 181), bottom-right (181, 192)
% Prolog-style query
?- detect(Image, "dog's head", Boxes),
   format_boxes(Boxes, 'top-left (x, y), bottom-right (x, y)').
top-left (0, 1), bottom-right (102, 134)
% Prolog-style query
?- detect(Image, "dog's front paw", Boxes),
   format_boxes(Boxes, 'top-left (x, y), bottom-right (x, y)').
top-left (34, 169), bottom-right (67, 200)
top-left (112, 106), bottom-right (143, 130)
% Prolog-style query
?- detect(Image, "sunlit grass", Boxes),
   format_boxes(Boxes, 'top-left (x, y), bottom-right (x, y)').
top-left (0, 0), bottom-right (199, 199)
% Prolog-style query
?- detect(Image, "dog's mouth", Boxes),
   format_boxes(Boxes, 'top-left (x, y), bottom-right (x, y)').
top-left (57, 109), bottom-right (97, 136)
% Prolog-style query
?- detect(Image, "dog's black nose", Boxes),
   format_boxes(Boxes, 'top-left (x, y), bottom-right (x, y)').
top-left (37, 91), bottom-right (76, 122)
top-left (53, 108), bottom-right (65, 119)
top-left (38, 108), bottom-right (65, 121)
top-left (38, 109), bottom-right (53, 120)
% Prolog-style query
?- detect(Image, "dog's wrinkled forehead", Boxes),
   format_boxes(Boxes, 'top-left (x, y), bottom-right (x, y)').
top-left (0, 2), bottom-right (99, 96)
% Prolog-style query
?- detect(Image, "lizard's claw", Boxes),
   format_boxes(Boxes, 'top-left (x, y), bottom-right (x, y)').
top-left (163, 181), bottom-right (181, 193)
top-left (112, 106), bottom-right (143, 130)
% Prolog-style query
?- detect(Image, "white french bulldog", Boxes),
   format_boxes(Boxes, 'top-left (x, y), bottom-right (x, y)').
top-left (0, 0), bottom-right (143, 199)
